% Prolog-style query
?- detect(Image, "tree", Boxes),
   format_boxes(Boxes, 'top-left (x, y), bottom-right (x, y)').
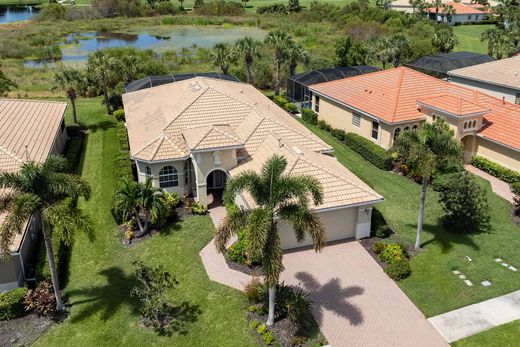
top-left (432, 25), bottom-right (458, 53)
top-left (53, 67), bottom-right (85, 125)
top-left (235, 36), bottom-right (261, 84)
top-left (436, 172), bottom-right (490, 233)
top-left (0, 156), bottom-right (93, 311)
top-left (87, 50), bottom-right (117, 115)
top-left (288, 0), bottom-right (301, 12)
top-left (433, 0), bottom-right (442, 15)
top-left (112, 178), bottom-right (167, 234)
top-left (442, 4), bottom-right (456, 22)
top-left (389, 119), bottom-right (462, 249)
top-left (333, 37), bottom-right (367, 67)
top-left (178, 0), bottom-right (184, 8)
top-left (409, 0), bottom-right (426, 14)
top-left (0, 69), bottom-right (18, 96)
top-left (215, 154), bottom-right (326, 326)
top-left (210, 42), bottom-right (236, 75)
top-left (366, 37), bottom-right (394, 68)
top-left (286, 42), bottom-right (309, 76)
top-left (265, 30), bottom-right (293, 96)
top-left (388, 33), bottom-right (411, 67)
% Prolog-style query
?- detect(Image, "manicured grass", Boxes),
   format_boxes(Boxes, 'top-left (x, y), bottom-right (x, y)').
top-left (452, 320), bottom-right (520, 347)
top-left (0, 0), bottom-right (40, 5)
top-left (453, 24), bottom-right (493, 55)
top-left (34, 98), bottom-right (256, 346)
top-left (299, 120), bottom-right (520, 317)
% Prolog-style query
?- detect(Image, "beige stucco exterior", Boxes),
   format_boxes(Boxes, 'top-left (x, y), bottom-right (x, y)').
top-left (475, 137), bottom-right (520, 172)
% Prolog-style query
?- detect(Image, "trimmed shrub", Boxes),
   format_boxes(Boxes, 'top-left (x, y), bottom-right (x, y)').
top-left (344, 132), bottom-right (392, 170)
top-left (35, 237), bottom-right (67, 283)
top-left (190, 201), bottom-right (208, 215)
top-left (256, 3), bottom-right (287, 14)
top-left (511, 181), bottom-right (520, 196)
top-left (373, 242), bottom-right (385, 255)
top-left (66, 124), bottom-right (81, 136)
top-left (331, 128), bottom-right (346, 142)
top-left (301, 109), bottom-right (318, 125)
top-left (194, 0), bottom-right (245, 16)
top-left (317, 120), bottom-right (331, 132)
top-left (227, 240), bottom-right (247, 264)
top-left (384, 259), bottom-right (411, 281)
top-left (113, 108), bottom-right (125, 122)
top-left (471, 156), bottom-right (520, 184)
top-left (437, 171), bottom-right (491, 234)
top-left (378, 243), bottom-right (407, 264)
top-left (375, 225), bottom-right (391, 238)
top-left (284, 103), bottom-right (298, 114)
top-left (273, 95), bottom-right (288, 108)
top-left (0, 287), bottom-right (26, 321)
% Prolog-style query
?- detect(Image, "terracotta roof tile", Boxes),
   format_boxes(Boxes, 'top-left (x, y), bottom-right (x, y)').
top-left (417, 94), bottom-right (489, 116)
top-left (425, 1), bottom-right (485, 14)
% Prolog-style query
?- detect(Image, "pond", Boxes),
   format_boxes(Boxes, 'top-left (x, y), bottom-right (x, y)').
top-left (0, 6), bottom-right (39, 24)
top-left (25, 26), bottom-right (266, 67)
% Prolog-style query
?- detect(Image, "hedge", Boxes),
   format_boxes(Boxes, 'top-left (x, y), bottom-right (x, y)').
top-left (470, 156), bottom-right (520, 184)
top-left (344, 133), bottom-right (392, 170)
top-left (65, 136), bottom-right (84, 173)
top-left (115, 120), bottom-right (134, 182)
top-left (0, 287), bottom-right (26, 320)
top-left (301, 109), bottom-right (318, 125)
top-left (512, 182), bottom-right (520, 196)
top-left (35, 236), bottom-right (67, 283)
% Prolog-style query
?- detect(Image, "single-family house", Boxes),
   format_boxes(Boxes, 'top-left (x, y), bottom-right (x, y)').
top-left (425, 2), bottom-right (486, 25)
top-left (308, 67), bottom-right (520, 172)
top-left (0, 99), bottom-right (68, 292)
top-left (122, 78), bottom-right (383, 250)
top-left (448, 56), bottom-right (520, 105)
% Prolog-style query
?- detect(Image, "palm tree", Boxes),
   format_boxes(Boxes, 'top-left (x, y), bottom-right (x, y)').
top-left (215, 154), bottom-right (326, 326)
top-left (53, 67), bottom-right (84, 125)
top-left (388, 33), bottom-right (411, 67)
top-left (481, 27), bottom-right (501, 57)
top-left (409, 0), bottom-right (426, 14)
top-left (432, 25), bottom-right (458, 53)
top-left (433, 0), bottom-right (442, 16)
top-left (366, 37), bottom-right (393, 69)
top-left (389, 119), bottom-right (462, 249)
top-left (210, 42), bottom-right (236, 75)
top-left (265, 30), bottom-right (293, 96)
top-left (87, 50), bottom-right (116, 115)
top-left (286, 42), bottom-right (309, 76)
top-left (0, 156), bottom-right (93, 311)
top-left (112, 178), bottom-right (166, 234)
top-left (235, 36), bottom-right (261, 84)
top-left (442, 4), bottom-right (456, 22)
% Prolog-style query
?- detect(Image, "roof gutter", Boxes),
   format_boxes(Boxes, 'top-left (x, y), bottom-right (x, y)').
top-left (312, 197), bottom-right (385, 213)
top-left (416, 102), bottom-right (490, 119)
top-left (476, 133), bottom-right (520, 153)
top-left (132, 156), bottom-right (190, 164)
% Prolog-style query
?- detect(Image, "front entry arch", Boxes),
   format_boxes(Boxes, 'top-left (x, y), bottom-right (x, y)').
top-left (206, 169), bottom-right (228, 209)
top-left (461, 134), bottom-right (477, 163)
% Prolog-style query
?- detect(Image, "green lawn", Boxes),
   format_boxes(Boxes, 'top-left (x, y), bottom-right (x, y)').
top-left (453, 24), bottom-right (493, 54)
top-left (34, 98), bottom-right (256, 346)
top-left (299, 120), bottom-right (520, 318)
top-left (452, 320), bottom-right (520, 347)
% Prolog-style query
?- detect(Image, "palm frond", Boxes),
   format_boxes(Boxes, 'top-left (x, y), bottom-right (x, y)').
top-left (215, 207), bottom-right (251, 252)
top-left (278, 203), bottom-right (326, 251)
top-left (223, 170), bottom-right (263, 206)
top-left (0, 172), bottom-right (23, 191)
top-left (47, 173), bottom-right (91, 201)
top-left (41, 155), bottom-right (69, 174)
top-left (245, 208), bottom-right (271, 261)
top-left (275, 175), bottom-right (323, 207)
top-left (262, 226), bottom-right (282, 287)
top-left (44, 198), bottom-right (95, 246)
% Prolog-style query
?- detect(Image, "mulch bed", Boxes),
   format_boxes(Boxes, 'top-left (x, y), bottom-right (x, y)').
top-left (225, 257), bottom-right (265, 276)
top-left (0, 314), bottom-right (53, 346)
top-left (360, 236), bottom-right (420, 270)
top-left (512, 209), bottom-right (520, 228)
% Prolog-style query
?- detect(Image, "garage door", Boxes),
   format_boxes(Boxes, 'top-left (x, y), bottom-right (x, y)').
top-left (279, 207), bottom-right (357, 250)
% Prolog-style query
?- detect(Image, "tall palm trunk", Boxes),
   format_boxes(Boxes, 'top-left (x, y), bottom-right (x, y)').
top-left (415, 177), bottom-right (428, 249)
top-left (42, 222), bottom-right (64, 311)
top-left (274, 56), bottom-right (281, 96)
top-left (290, 61), bottom-right (297, 77)
top-left (266, 286), bottom-right (276, 326)
top-left (245, 58), bottom-right (253, 84)
top-left (101, 73), bottom-right (111, 115)
top-left (222, 66), bottom-right (229, 75)
top-left (70, 97), bottom-right (78, 124)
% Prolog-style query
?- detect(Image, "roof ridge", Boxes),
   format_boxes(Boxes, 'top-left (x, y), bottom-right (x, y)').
top-left (391, 67), bottom-right (406, 121)
top-left (262, 115), bottom-right (330, 150)
top-left (0, 98), bottom-right (67, 105)
top-left (213, 125), bottom-right (242, 143)
top-left (191, 126), bottom-right (214, 149)
top-left (151, 135), bottom-right (166, 160)
top-left (162, 85), bottom-right (210, 132)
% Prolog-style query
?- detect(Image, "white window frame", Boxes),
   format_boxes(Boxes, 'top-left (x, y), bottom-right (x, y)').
top-left (159, 166), bottom-right (179, 188)
top-left (352, 113), bottom-right (361, 128)
top-left (371, 121), bottom-right (379, 140)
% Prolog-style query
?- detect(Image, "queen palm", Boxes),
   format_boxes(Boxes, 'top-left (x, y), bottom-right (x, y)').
top-left (87, 50), bottom-right (117, 115)
top-left (211, 42), bottom-right (236, 75)
top-left (286, 42), bottom-right (309, 76)
top-left (53, 67), bottom-right (85, 124)
top-left (112, 178), bottom-right (166, 234)
top-left (0, 156), bottom-right (93, 311)
top-left (265, 30), bottom-right (293, 96)
top-left (389, 119), bottom-right (462, 249)
top-left (235, 36), bottom-right (261, 84)
top-left (215, 154), bottom-right (326, 326)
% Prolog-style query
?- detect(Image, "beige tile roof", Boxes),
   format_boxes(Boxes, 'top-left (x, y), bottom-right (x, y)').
top-left (0, 99), bottom-right (66, 254)
top-left (230, 135), bottom-right (383, 210)
top-left (448, 56), bottom-right (520, 90)
top-left (182, 125), bottom-right (243, 151)
top-left (122, 78), bottom-right (332, 161)
top-left (0, 99), bottom-right (67, 173)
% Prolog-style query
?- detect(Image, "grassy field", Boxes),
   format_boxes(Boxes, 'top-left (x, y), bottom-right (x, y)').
top-left (33, 98), bottom-right (256, 347)
top-left (299, 120), bottom-right (520, 318)
top-left (453, 24), bottom-right (493, 54)
top-left (453, 320), bottom-right (520, 346)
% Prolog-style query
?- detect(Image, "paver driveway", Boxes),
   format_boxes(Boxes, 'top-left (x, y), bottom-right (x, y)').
top-left (280, 241), bottom-right (448, 347)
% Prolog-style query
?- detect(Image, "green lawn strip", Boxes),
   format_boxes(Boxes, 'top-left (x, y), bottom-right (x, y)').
top-left (0, 0), bottom-right (40, 5)
top-left (299, 119), bottom-right (520, 317)
top-left (34, 98), bottom-right (256, 346)
top-left (452, 320), bottom-right (520, 347)
top-left (453, 24), bottom-right (493, 54)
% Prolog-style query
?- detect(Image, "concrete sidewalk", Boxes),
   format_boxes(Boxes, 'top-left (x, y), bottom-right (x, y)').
top-left (428, 290), bottom-right (520, 342)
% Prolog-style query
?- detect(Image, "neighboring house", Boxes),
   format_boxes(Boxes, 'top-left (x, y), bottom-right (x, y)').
top-left (309, 67), bottom-right (520, 172)
top-left (424, 2), bottom-right (486, 25)
top-left (448, 56), bottom-right (520, 105)
top-left (387, 0), bottom-right (496, 14)
top-left (122, 78), bottom-right (383, 250)
top-left (0, 99), bottom-right (68, 292)
top-left (405, 51), bottom-right (495, 79)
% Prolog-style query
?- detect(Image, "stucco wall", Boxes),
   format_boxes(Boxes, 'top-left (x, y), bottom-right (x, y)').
top-left (278, 207), bottom-right (358, 250)
top-left (450, 76), bottom-right (519, 104)
top-left (476, 137), bottom-right (520, 172)
top-left (0, 256), bottom-right (21, 292)
top-left (432, 13), bottom-right (484, 25)
top-left (136, 159), bottom-right (189, 195)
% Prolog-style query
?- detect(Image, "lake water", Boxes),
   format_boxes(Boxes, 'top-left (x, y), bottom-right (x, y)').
top-left (25, 26), bottom-right (266, 67)
top-left (0, 6), bottom-right (39, 24)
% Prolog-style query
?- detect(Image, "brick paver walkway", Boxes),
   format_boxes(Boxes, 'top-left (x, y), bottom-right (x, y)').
top-left (466, 165), bottom-right (514, 203)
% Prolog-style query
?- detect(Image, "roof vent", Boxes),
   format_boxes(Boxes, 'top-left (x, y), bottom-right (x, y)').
top-left (190, 82), bottom-right (201, 91)
top-left (292, 146), bottom-right (303, 156)
top-left (239, 89), bottom-right (244, 93)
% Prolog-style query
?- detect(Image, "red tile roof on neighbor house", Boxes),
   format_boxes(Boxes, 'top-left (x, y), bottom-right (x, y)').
top-left (416, 94), bottom-right (489, 117)
top-left (310, 67), bottom-right (520, 151)
top-left (425, 1), bottom-right (485, 14)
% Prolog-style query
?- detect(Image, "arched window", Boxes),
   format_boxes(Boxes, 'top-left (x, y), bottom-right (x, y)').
top-left (404, 126), bottom-right (410, 131)
top-left (472, 120), bottom-right (477, 128)
top-left (159, 166), bottom-right (178, 188)
top-left (145, 166), bottom-right (152, 177)
top-left (464, 122), bottom-right (468, 129)
top-left (393, 128), bottom-right (401, 141)
top-left (432, 114), bottom-right (436, 121)
top-left (412, 124), bottom-right (418, 132)
top-left (213, 151), bottom-right (221, 165)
